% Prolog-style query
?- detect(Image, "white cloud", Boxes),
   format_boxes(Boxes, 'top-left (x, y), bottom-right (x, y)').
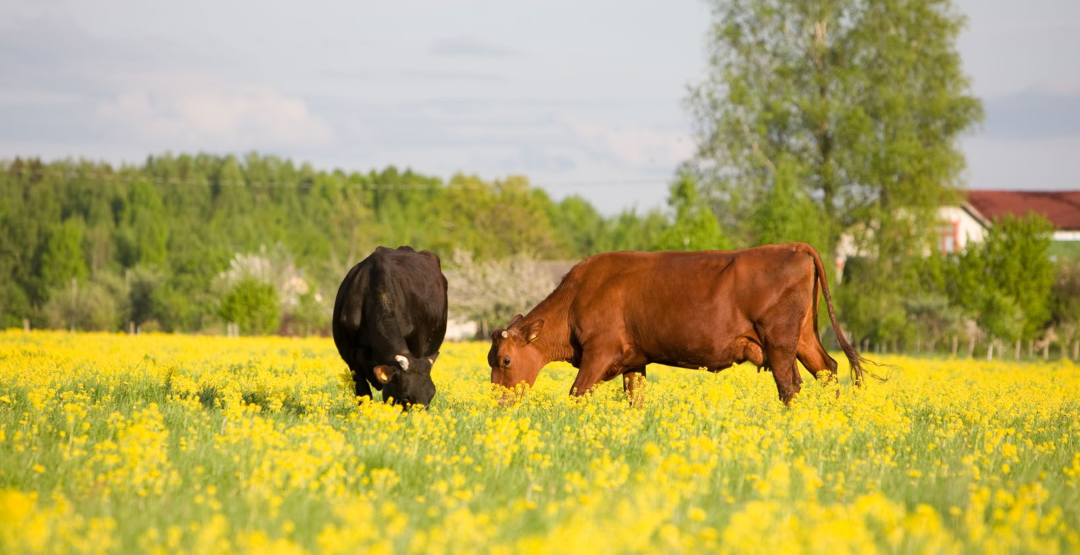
top-left (562, 117), bottom-right (693, 170)
top-left (94, 76), bottom-right (335, 151)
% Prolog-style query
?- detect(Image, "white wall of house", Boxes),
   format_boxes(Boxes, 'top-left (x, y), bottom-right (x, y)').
top-left (938, 205), bottom-right (987, 254)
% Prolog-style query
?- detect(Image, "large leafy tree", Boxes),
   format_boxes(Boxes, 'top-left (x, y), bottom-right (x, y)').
top-left (689, 0), bottom-right (982, 253)
top-left (687, 0), bottom-right (982, 343)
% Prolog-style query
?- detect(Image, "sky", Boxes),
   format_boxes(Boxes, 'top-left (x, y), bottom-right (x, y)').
top-left (1, 0), bottom-right (1077, 215)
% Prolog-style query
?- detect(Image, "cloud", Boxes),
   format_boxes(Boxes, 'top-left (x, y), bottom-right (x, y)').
top-left (95, 77), bottom-right (335, 151)
top-left (562, 117), bottom-right (694, 170)
top-left (428, 37), bottom-right (521, 58)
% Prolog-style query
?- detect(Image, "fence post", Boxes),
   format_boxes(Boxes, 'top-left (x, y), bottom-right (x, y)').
top-left (987, 338), bottom-right (994, 362)
top-left (1015, 339), bottom-right (1021, 361)
top-left (951, 336), bottom-right (958, 357)
top-left (23, 319), bottom-right (29, 332)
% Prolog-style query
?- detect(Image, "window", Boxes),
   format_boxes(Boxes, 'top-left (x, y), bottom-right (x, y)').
top-left (937, 221), bottom-right (960, 254)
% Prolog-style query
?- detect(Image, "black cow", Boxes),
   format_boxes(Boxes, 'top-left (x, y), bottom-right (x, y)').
top-left (333, 246), bottom-right (448, 407)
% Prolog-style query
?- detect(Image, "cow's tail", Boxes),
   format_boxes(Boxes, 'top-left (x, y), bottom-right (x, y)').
top-left (796, 243), bottom-right (887, 387)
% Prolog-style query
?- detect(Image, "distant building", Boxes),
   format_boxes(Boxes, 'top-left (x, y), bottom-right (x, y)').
top-left (837, 190), bottom-right (1080, 273)
top-left (939, 190), bottom-right (1080, 257)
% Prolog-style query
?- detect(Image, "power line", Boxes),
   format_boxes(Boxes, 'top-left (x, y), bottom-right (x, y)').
top-left (1, 165), bottom-right (673, 192)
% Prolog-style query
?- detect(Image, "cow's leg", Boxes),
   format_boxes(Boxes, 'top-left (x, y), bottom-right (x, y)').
top-left (569, 349), bottom-right (620, 397)
top-left (795, 310), bottom-right (838, 385)
top-left (766, 344), bottom-right (800, 405)
top-left (352, 370), bottom-right (373, 401)
top-left (796, 337), bottom-right (838, 382)
top-left (761, 320), bottom-right (802, 405)
top-left (622, 366), bottom-right (646, 407)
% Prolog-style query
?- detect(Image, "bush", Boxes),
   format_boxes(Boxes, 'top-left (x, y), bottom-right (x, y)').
top-left (219, 279), bottom-right (280, 335)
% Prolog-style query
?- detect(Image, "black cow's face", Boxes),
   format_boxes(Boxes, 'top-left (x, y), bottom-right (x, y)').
top-left (373, 353), bottom-right (437, 408)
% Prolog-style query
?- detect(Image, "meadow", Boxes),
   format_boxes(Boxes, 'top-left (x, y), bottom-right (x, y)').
top-left (0, 330), bottom-right (1077, 554)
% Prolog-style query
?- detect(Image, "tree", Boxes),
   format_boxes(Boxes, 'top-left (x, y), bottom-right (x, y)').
top-left (219, 278), bottom-right (280, 335)
top-left (688, 0), bottom-right (982, 344)
top-left (550, 196), bottom-right (606, 257)
top-left (125, 265), bottom-right (166, 332)
top-left (938, 213), bottom-right (1054, 348)
top-left (445, 250), bottom-right (555, 337)
top-left (654, 172), bottom-right (730, 251)
top-left (599, 208), bottom-right (668, 252)
top-left (1052, 261), bottom-right (1080, 353)
top-left (116, 177), bottom-right (168, 268)
top-left (39, 219), bottom-right (89, 292)
top-left (42, 278), bottom-right (120, 332)
top-left (749, 155), bottom-right (829, 252)
top-left (972, 214), bottom-right (1055, 339)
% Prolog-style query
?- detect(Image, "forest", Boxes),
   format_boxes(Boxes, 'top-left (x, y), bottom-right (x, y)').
top-left (0, 153), bottom-right (671, 335)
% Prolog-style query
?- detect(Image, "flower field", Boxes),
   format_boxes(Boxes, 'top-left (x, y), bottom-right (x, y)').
top-left (0, 330), bottom-right (1078, 554)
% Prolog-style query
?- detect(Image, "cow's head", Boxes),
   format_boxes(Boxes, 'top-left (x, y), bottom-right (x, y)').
top-left (373, 353), bottom-right (437, 408)
top-left (488, 314), bottom-right (545, 401)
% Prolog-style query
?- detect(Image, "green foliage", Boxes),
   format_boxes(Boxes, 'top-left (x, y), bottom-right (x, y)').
top-left (654, 173), bottom-right (731, 251)
top-left (749, 155), bottom-right (829, 252)
top-left (39, 219), bottom-right (89, 292)
top-left (42, 277), bottom-right (121, 332)
top-left (125, 265), bottom-right (167, 331)
top-left (219, 278), bottom-right (281, 336)
top-left (689, 0), bottom-right (981, 254)
top-left (947, 214), bottom-right (1055, 340)
top-left (0, 154), bottom-right (674, 332)
top-left (903, 293), bottom-right (965, 350)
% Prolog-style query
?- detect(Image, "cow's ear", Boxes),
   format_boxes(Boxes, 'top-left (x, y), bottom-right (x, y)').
top-left (373, 364), bottom-right (396, 384)
top-left (524, 319), bottom-right (544, 343)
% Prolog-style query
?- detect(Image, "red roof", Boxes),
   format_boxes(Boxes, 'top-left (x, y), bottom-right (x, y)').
top-left (965, 190), bottom-right (1080, 231)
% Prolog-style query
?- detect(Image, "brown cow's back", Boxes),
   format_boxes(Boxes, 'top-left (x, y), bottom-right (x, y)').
top-left (565, 246), bottom-right (814, 370)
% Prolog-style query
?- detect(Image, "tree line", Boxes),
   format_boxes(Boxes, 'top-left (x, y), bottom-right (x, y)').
top-left (0, 153), bottom-right (695, 335)
top-left (1, 152), bottom-right (1077, 358)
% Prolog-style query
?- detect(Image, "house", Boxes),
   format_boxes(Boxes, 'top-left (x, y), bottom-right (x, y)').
top-left (836, 189), bottom-right (1080, 274)
top-left (939, 190), bottom-right (1080, 257)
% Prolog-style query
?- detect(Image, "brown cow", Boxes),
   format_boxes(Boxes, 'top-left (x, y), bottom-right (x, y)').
top-left (487, 242), bottom-right (868, 405)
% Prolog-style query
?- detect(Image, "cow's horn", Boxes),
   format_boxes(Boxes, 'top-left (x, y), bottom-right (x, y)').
top-left (395, 355), bottom-right (409, 370)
